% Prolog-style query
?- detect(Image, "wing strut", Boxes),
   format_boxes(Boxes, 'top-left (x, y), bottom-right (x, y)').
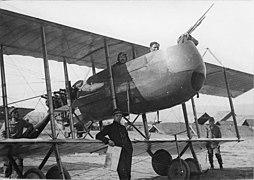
top-left (191, 98), bottom-right (201, 138)
top-left (142, 113), bottom-right (150, 140)
top-left (206, 48), bottom-right (240, 140)
top-left (104, 38), bottom-right (117, 109)
top-left (40, 25), bottom-right (65, 179)
top-left (0, 44), bottom-right (10, 138)
top-left (63, 58), bottom-right (75, 139)
top-left (223, 67), bottom-right (240, 140)
top-left (181, 103), bottom-right (201, 172)
top-left (90, 57), bottom-right (104, 130)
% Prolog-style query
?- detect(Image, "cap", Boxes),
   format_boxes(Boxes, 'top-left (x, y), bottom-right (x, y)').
top-left (112, 108), bottom-right (129, 117)
top-left (112, 108), bottom-right (122, 116)
top-left (9, 107), bottom-right (18, 115)
top-left (149, 41), bottom-right (160, 48)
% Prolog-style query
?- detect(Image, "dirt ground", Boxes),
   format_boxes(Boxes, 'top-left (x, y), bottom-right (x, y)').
top-left (0, 136), bottom-right (253, 179)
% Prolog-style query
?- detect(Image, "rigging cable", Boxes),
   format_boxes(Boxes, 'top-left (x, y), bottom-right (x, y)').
top-left (8, 57), bottom-right (46, 108)
top-left (7, 95), bottom-right (43, 105)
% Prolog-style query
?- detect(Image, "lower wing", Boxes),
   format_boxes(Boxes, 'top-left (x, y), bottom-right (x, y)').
top-left (0, 137), bottom-right (241, 160)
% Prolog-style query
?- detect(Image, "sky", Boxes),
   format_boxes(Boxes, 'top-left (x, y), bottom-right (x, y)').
top-left (0, 1), bottom-right (253, 119)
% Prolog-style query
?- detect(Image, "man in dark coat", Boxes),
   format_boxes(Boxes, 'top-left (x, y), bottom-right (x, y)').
top-left (206, 117), bottom-right (223, 169)
top-left (96, 109), bottom-right (133, 180)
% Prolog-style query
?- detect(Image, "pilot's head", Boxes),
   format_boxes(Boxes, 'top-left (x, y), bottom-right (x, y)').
top-left (9, 107), bottom-right (19, 120)
top-left (117, 52), bottom-right (127, 64)
top-left (149, 41), bottom-right (160, 52)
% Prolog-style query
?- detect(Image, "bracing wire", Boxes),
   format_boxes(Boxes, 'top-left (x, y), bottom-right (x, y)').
top-left (207, 48), bottom-right (224, 67)
top-left (7, 95), bottom-right (42, 105)
top-left (8, 57), bottom-right (46, 108)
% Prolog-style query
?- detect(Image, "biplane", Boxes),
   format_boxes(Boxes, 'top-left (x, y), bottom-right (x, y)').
top-left (0, 6), bottom-right (253, 180)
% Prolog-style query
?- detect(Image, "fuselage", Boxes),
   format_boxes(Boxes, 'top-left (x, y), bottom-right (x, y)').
top-left (72, 40), bottom-right (206, 122)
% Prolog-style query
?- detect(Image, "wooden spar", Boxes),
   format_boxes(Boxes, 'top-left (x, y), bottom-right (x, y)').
top-left (191, 98), bottom-right (201, 138)
top-left (223, 67), bottom-right (240, 140)
top-left (0, 45), bottom-right (10, 138)
top-left (63, 58), bottom-right (75, 139)
top-left (103, 38), bottom-right (117, 109)
top-left (40, 25), bottom-right (65, 179)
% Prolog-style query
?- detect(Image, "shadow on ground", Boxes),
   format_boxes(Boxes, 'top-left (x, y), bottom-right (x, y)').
top-left (136, 167), bottom-right (254, 180)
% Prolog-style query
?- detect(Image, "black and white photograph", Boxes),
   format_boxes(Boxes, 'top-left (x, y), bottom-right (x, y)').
top-left (0, 1), bottom-right (253, 179)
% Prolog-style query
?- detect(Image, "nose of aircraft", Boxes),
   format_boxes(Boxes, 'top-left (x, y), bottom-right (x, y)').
top-left (191, 70), bottom-right (205, 92)
top-left (166, 40), bottom-right (206, 92)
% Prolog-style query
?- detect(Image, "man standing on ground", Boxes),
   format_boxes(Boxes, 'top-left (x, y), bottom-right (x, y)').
top-left (206, 117), bottom-right (223, 169)
top-left (96, 108), bottom-right (133, 180)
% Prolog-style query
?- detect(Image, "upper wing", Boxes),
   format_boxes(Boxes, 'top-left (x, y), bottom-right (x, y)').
top-left (0, 9), bottom-right (149, 69)
top-left (199, 62), bottom-right (254, 98)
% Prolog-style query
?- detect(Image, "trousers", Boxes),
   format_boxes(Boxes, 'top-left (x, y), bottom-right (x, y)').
top-left (207, 145), bottom-right (223, 166)
top-left (117, 149), bottom-right (132, 180)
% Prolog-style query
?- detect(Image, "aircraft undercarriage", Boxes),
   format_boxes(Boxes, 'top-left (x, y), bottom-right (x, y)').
top-left (121, 102), bottom-right (203, 180)
top-left (5, 149), bottom-right (71, 179)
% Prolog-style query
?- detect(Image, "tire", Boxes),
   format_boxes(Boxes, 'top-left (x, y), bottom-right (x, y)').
top-left (23, 168), bottom-right (46, 179)
top-left (46, 165), bottom-right (71, 179)
top-left (167, 158), bottom-right (190, 180)
top-left (151, 149), bottom-right (172, 176)
top-left (185, 158), bottom-right (201, 180)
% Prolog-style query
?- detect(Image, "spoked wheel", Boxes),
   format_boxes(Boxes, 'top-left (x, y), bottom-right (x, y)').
top-left (185, 158), bottom-right (201, 180)
top-left (46, 165), bottom-right (71, 179)
top-left (23, 168), bottom-right (46, 179)
top-left (167, 158), bottom-right (190, 180)
top-left (151, 149), bottom-right (172, 176)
